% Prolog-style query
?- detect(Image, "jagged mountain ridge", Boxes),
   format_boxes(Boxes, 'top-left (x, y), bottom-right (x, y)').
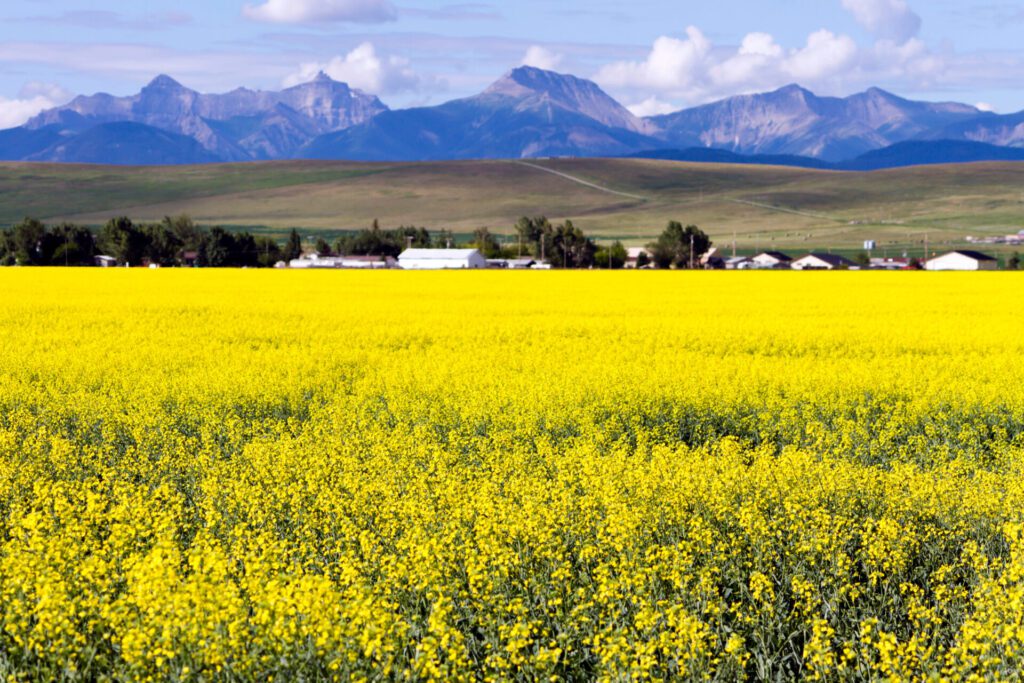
top-left (5, 66), bottom-right (1024, 167)
top-left (648, 84), bottom-right (984, 162)
top-left (301, 67), bottom-right (661, 161)
top-left (22, 73), bottom-right (387, 161)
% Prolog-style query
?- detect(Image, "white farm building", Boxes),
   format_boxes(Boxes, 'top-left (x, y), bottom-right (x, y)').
top-left (925, 250), bottom-right (998, 271)
top-left (750, 251), bottom-right (792, 269)
top-left (790, 253), bottom-right (856, 270)
top-left (398, 249), bottom-right (487, 270)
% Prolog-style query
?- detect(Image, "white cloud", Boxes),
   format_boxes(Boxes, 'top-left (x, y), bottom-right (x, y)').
top-left (784, 30), bottom-right (859, 82)
top-left (841, 0), bottom-right (921, 43)
top-left (627, 97), bottom-right (678, 117)
top-left (591, 13), bottom-right (962, 111)
top-left (283, 43), bottom-right (420, 94)
top-left (521, 46), bottom-right (563, 72)
top-left (976, 102), bottom-right (996, 112)
top-left (243, 0), bottom-right (396, 24)
top-left (595, 26), bottom-right (712, 93)
top-left (0, 82), bottom-right (72, 129)
top-left (596, 26), bottom-right (866, 106)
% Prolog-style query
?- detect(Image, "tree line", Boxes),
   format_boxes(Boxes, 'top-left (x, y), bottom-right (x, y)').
top-left (1, 215), bottom-right (711, 269)
top-left (0, 216), bottom-right (289, 267)
top-left (510, 217), bottom-right (710, 269)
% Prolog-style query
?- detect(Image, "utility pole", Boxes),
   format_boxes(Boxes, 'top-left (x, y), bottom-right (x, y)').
top-left (689, 232), bottom-right (695, 270)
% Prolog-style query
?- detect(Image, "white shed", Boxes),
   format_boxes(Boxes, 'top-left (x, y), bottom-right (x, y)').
top-left (925, 250), bottom-right (998, 271)
top-left (398, 248), bottom-right (487, 270)
top-left (791, 253), bottom-right (855, 270)
top-left (751, 251), bottom-right (792, 269)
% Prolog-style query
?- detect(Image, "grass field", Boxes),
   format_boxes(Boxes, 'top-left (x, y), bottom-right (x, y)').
top-left (3, 158), bottom-right (1024, 252)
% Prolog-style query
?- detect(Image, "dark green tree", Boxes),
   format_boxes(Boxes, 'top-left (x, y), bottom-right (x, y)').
top-left (400, 226), bottom-right (432, 249)
top-left (141, 223), bottom-right (183, 266)
top-left (101, 216), bottom-right (146, 266)
top-left (235, 232), bottom-right (260, 268)
top-left (315, 237), bottom-right (333, 256)
top-left (162, 215), bottom-right (202, 251)
top-left (1009, 252), bottom-right (1021, 270)
top-left (595, 241), bottom-right (628, 269)
top-left (255, 237), bottom-right (283, 268)
top-left (0, 227), bottom-right (13, 266)
top-left (11, 217), bottom-right (47, 265)
top-left (472, 227), bottom-right (502, 258)
top-left (550, 220), bottom-right (596, 269)
top-left (202, 227), bottom-right (260, 267)
top-left (648, 222), bottom-right (711, 269)
top-left (514, 216), bottom-right (557, 260)
top-left (284, 228), bottom-right (303, 262)
top-left (50, 223), bottom-right (98, 266)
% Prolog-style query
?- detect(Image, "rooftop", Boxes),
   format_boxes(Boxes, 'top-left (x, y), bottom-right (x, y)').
top-left (937, 250), bottom-right (998, 261)
top-left (399, 249), bottom-right (483, 259)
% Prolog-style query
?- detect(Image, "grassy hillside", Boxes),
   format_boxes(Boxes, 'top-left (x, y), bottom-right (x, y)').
top-left (3, 158), bottom-right (1024, 251)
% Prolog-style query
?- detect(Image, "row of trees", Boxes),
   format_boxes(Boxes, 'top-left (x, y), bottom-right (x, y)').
top-left (1, 215), bottom-right (712, 270)
top-left (0, 216), bottom-right (296, 268)
top-left (514, 217), bottom-right (711, 270)
top-left (513, 217), bottom-right (600, 268)
top-left (327, 221), bottom-right (454, 259)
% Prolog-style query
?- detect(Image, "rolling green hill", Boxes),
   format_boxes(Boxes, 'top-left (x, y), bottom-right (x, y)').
top-left (2, 158), bottom-right (1024, 253)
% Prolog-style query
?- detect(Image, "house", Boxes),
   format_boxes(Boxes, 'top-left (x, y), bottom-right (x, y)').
top-left (290, 254), bottom-right (396, 269)
top-left (339, 255), bottom-right (396, 269)
top-left (94, 255), bottom-right (118, 268)
top-left (925, 250), bottom-right (999, 271)
top-left (791, 253), bottom-right (856, 270)
top-left (624, 247), bottom-right (652, 269)
top-left (750, 251), bottom-right (792, 269)
top-left (724, 256), bottom-right (753, 270)
top-left (288, 255), bottom-right (339, 269)
top-left (507, 258), bottom-right (537, 269)
top-left (487, 258), bottom-right (537, 269)
top-left (398, 248), bottom-right (487, 270)
top-left (869, 257), bottom-right (912, 270)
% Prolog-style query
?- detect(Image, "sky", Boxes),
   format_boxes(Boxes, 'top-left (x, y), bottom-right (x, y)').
top-left (2, 0), bottom-right (1024, 127)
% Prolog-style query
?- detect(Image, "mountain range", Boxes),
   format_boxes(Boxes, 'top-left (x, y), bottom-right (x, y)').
top-left (4, 66), bottom-right (1024, 169)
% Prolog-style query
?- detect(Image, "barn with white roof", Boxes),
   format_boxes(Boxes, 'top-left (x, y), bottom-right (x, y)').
top-left (398, 249), bottom-right (487, 270)
top-left (925, 250), bottom-right (998, 271)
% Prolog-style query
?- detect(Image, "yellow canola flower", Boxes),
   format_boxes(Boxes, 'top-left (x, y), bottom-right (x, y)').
top-left (0, 269), bottom-right (1023, 679)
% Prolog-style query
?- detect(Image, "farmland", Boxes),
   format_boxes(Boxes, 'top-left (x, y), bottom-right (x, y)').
top-left (2, 269), bottom-right (1024, 680)
top-left (2, 159), bottom-right (1024, 252)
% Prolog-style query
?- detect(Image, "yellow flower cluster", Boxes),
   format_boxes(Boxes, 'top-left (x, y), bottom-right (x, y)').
top-left (1, 269), bottom-right (1024, 680)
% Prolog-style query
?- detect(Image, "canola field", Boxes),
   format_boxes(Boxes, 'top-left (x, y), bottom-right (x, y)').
top-left (2, 269), bottom-right (1024, 681)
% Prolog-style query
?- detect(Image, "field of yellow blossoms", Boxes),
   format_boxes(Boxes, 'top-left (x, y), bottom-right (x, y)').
top-left (2, 269), bottom-right (1024, 681)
